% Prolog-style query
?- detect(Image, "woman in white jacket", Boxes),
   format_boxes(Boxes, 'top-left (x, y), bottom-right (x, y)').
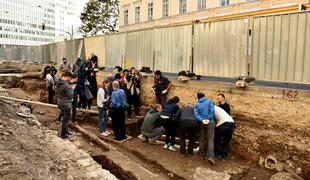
top-left (97, 79), bottom-right (110, 136)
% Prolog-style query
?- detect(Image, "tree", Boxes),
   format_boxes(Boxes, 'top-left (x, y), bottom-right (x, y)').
top-left (79, 0), bottom-right (119, 36)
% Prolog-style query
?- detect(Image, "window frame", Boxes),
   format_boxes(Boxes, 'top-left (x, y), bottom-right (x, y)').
top-left (179, 0), bottom-right (187, 14)
top-left (148, 2), bottom-right (154, 21)
top-left (135, 6), bottom-right (140, 23)
top-left (124, 9), bottom-right (129, 25)
top-left (162, 0), bottom-right (169, 18)
top-left (219, 0), bottom-right (231, 7)
top-left (197, 0), bottom-right (207, 10)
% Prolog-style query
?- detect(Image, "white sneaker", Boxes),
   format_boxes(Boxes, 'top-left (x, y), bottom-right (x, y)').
top-left (105, 131), bottom-right (111, 135)
top-left (100, 132), bottom-right (109, 136)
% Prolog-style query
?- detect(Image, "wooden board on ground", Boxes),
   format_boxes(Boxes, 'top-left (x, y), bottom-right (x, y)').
top-left (99, 134), bottom-right (133, 144)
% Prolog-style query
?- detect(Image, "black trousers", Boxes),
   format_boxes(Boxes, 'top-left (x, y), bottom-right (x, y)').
top-left (47, 86), bottom-right (54, 104)
top-left (58, 104), bottom-right (72, 137)
top-left (214, 122), bottom-right (235, 159)
top-left (156, 94), bottom-right (167, 108)
top-left (179, 124), bottom-right (197, 155)
top-left (162, 117), bottom-right (176, 146)
top-left (127, 94), bottom-right (140, 116)
top-left (110, 107), bottom-right (126, 140)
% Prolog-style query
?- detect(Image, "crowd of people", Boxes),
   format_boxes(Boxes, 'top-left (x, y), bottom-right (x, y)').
top-left (141, 71), bottom-right (235, 165)
top-left (44, 57), bottom-right (234, 165)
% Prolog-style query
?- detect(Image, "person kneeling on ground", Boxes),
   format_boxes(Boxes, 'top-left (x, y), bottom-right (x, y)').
top-left (55, 71), bottom-right (74, 139)
top-left (194, 92), bottom-right (216, 165)
top-left (97, 79), bottom-right (111, 137)
top-left (160, 96), bottom-right (180, 151)
top-left (141, 104), bottom-right (165, 144)
top-left (109, 81), bottom-right (127, 141)
top-left (175, 103), bottom-right (199, 157)
top-left (214, 106), bottom-right (235, 160)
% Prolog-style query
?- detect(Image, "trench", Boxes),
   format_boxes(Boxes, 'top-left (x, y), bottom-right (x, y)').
top-left (0, 71), bottom-right (309, 179)
top-left (92, 155), bottom-right (138, 180)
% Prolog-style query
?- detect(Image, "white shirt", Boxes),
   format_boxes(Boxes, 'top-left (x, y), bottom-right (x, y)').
top-left (214, 106), bottom-right (234, 127)
top-left (97, 88), bottom-right (108, 107)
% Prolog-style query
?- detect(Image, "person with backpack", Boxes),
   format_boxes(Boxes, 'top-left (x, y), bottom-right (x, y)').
top-left (97, 79), bottom-right (111, 136)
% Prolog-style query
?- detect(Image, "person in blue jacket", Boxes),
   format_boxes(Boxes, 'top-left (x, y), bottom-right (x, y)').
top-left (194, 92), bottom-right (216, 165)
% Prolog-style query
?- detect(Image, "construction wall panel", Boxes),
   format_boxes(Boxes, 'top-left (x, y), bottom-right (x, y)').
top-left (154, 25), bottom-right (192, 73)
top-left (105, 33), bottom-right (126, 68)
top-left (84, 36), bottom-right (105, 67)
top-left (125, 29), bottom-right (154, 69)
top-left (252, 12), bottom-right (310, 84)
top-left (193, 19), bottom-right (248, 77)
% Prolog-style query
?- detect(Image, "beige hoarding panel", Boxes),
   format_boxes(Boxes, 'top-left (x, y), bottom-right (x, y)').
top-left (125, 29), bottom-right (154, 69)
top-left (105, 33), bottom-right (125, 68)
top-left (84, 36), bottom-right (105, 67)
top-left (154, 25), bottom-right (192, 73)
top-left (194, 19), bottom-right (248, 77)
top-left (252, 12), bottom-right (310, 84)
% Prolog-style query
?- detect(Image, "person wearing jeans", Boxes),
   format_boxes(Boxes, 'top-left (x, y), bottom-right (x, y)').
top-left (194, 92), bottom-right (216, 165)
top-left (175, 103), bottom-right (199, 157)
top-left (214, 106), bottom-right (235, 160)
top-left (97, 80), bottom-right (110, 136)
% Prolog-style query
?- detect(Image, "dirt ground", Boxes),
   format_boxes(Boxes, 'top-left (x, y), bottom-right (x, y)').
top-left (0, 61), bottom-right (309, 179)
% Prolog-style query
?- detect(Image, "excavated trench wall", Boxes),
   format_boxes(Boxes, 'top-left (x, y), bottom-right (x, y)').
top-left (1, 62), bottom-right (309, 177)
top-left (98, 72), bottom-right (310, 177)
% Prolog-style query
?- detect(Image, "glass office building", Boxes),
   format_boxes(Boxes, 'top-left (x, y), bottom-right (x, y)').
top-left (0, 0), bottom-right (56, 46)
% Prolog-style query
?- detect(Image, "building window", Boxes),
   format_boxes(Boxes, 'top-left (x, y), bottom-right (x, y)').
top-left (135, 6), bottom-right (140, 23)
top-left (219, 0), bottom-right (230, 6)
top-left (148, 2), bottom-right (154, 21)
top-left (197, 0), bottom-right (206, 10)
top-left (162, 0), bottom-right (169, 18)
top-left (124, 9), bottom-right (129, 25)
top-left (179, 0), bottom-right (187, 14)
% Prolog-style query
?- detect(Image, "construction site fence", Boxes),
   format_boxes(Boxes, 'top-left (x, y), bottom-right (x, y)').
top-left (0, 11), bottom-right (309, 84)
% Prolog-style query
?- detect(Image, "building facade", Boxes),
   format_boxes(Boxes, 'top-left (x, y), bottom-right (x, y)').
top-left (0, 0), bottom-right (79, 46)
top-left (119, 0), bottom-right (309, 31)
top-left (55, 0), bottom-right (77, 42)
top-left (0, 0), bottom-right (56, 46)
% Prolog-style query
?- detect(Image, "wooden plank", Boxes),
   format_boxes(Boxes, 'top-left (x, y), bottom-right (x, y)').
top-left (0, 96), bottom-right (99, 115)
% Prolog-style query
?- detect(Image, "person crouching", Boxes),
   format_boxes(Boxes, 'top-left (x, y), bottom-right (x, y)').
top-left (55, 71), bottom-right (73, 139)
top-left (175, 103), bottom-right (199, 157)
top-left (141, 104), bottom-right (165, 144)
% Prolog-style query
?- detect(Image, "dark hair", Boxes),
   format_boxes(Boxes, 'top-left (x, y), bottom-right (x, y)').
top-left (154, 70), bottom-right (161, 76)
top-left (197, 92), bottom-right (205, 99)
top-left (114, 73), bottom-right (121, 80)
top-left (62, 57), bottom-right (66, 61)
top-left (122, 69), bottom-right (129, 73)
top-left (218, 93), bottom-right (225, 99)
top-left (62, 71), bottom-right (72, 77)
top-left (167, 96), bottom-right (180, 104)
top-left (48, 61), bottom-right (53, 64)
top-left (71, 74), bottom-right (77, 79)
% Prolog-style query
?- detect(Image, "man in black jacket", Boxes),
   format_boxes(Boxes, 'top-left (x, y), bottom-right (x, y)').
top-left (55, 71), bottom-right (73, 139)
top-left (153, 70), bottom-right (171, 107)
top-left (175, 103), bottom-right (199, 157)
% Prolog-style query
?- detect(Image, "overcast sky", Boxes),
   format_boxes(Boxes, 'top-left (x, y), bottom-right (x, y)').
top-left (64, 0), bottom-right (88, 30)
